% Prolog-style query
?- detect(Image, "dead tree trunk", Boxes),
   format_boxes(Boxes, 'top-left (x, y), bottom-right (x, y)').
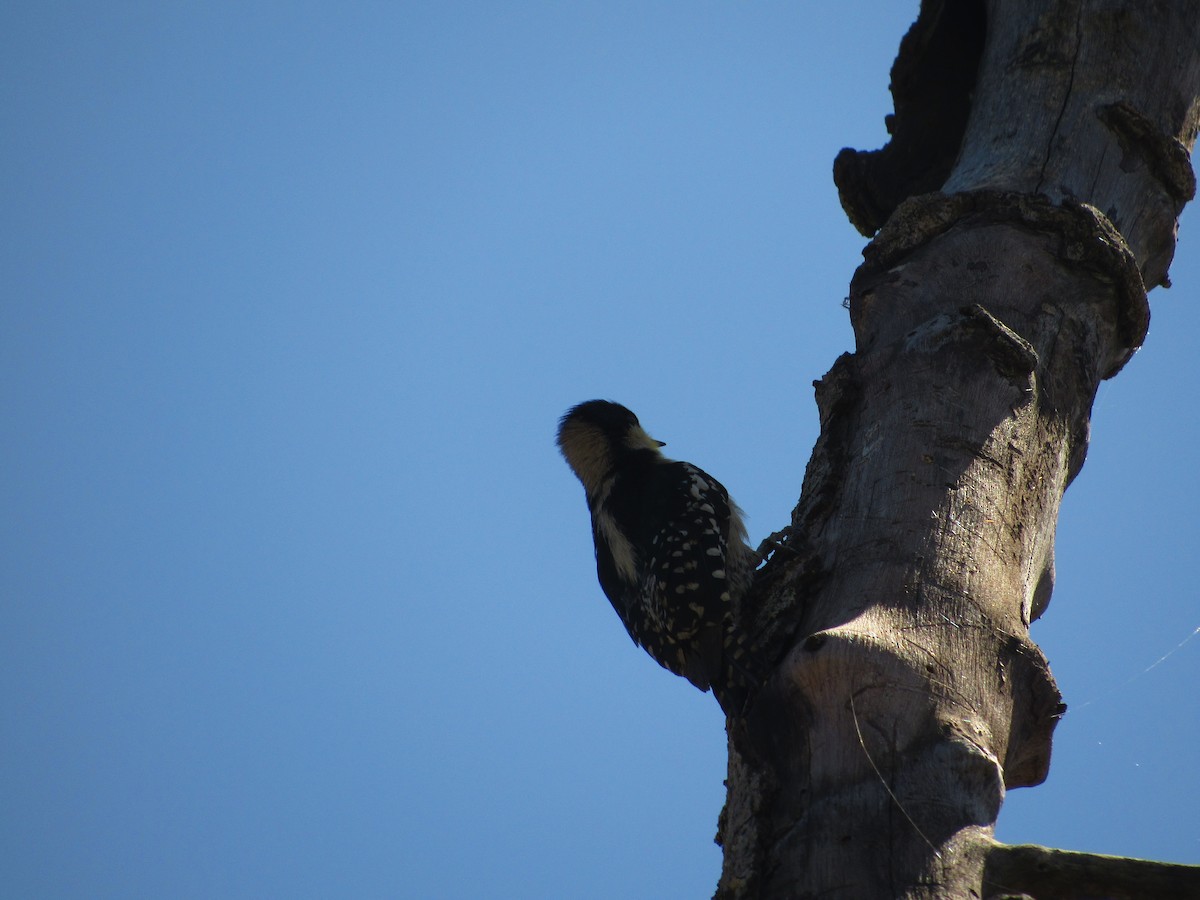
top-left (718, 2), bottom-right (1200, 897)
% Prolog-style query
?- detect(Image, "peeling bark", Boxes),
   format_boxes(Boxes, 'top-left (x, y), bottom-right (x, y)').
top-left (719, 2), bottom-right (1200, 897)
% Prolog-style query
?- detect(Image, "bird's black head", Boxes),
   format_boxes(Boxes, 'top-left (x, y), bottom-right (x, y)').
top-left (557, 400), bottom-right (664, 495)
top-left (560, 399), bottom-right (640, 435)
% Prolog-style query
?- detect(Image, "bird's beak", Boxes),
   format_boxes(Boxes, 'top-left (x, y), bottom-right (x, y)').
top-left (655, 439), bottom-right (666, 448)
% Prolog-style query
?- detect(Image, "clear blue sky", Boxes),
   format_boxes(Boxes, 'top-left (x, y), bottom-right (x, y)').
top-left (2, 3), bottom-right (1196, 898)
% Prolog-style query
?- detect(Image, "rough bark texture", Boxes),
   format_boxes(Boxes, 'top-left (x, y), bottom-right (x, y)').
top-left (718, 2), bottom-right (1200, 897)
top-left (985, 842), bottom-right (1200, 898)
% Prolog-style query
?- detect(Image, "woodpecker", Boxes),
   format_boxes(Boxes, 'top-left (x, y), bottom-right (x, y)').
top-left (557, 400), bottom-right (757, 712)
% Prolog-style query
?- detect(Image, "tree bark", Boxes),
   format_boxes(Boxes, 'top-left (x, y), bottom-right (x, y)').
top-left (718, 2), bottom-right (1200, 897)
